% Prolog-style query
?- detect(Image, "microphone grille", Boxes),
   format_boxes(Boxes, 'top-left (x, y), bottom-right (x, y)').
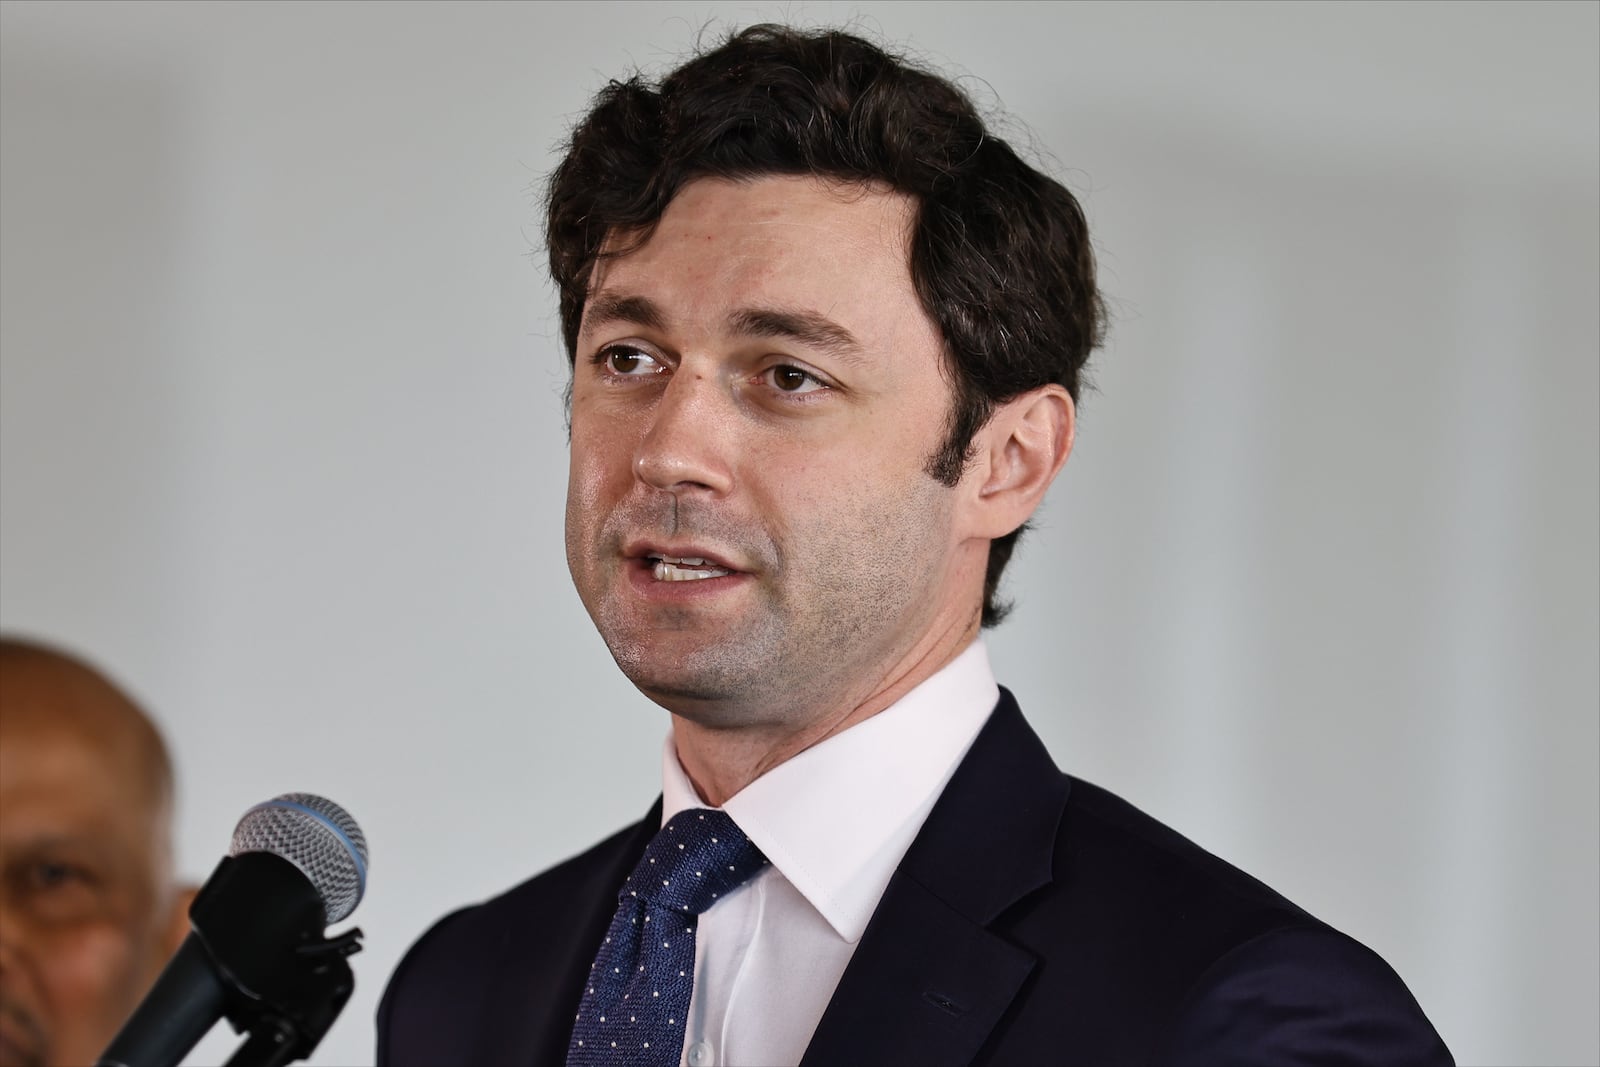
top-left (230, 792), bottom-right (369, 924)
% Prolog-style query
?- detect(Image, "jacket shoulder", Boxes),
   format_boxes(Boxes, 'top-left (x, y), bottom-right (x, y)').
top-left (1000, 775), bottom-right (1451, 1063)
top-left (377, 815), bottom-right (653, 1066)
top-left (1058, 775), bottom-right (1311, 930)
top-left (1162, 924), bottom-right (1454, 1065)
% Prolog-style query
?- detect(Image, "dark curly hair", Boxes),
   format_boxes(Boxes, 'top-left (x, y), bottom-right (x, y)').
top-left (547, 24), bottom-right (1105, 627)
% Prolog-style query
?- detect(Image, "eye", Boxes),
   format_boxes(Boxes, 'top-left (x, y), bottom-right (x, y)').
top-left (765, 364), bottom-right (826, 394)
top-left (6, 858), bottom-right (103, 924)
top-left (29, 860), bottom-right (89, 892)
top-left (597, 344), bottom-right (663, 377)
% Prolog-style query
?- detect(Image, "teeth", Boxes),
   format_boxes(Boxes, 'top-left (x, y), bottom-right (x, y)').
top-left (653, 560), bottom-right (732, 582)
top-left (658, 555), bottom-right (707, 566)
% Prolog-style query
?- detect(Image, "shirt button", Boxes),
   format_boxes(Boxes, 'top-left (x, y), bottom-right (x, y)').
top-left (687, 1041), bottom-right (715, 1066)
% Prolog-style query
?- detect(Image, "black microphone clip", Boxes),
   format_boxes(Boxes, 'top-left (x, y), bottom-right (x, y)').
top-left (190, 851), bottom-right (364, 1067)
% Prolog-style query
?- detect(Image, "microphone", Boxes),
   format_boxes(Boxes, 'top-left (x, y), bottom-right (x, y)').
top-left (98, 793), bottom-right (369, 1067)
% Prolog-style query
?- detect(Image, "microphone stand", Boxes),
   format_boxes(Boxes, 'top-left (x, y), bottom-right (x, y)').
top-left (221, 927), bottom-right (365, 1067)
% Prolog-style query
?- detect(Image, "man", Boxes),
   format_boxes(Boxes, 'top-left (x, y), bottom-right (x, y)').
top-left (380, 25), bottom-right (1451, 1066)
top-left (0, 638), bottom-right (192, 1067)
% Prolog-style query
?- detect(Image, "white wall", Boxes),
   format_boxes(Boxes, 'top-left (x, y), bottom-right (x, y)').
top-left (1, 2), bottom-right (1595, 1064)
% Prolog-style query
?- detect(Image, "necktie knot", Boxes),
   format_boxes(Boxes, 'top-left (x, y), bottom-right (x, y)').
top-left (568, 810), bottom-right (765, 1066)
top-left (622, 809), bottom-right (766, 915)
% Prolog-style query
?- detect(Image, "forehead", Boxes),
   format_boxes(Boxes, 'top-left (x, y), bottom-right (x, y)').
top-left (0, 672), bottom-right (163, 851)
top-left (585, 175), bottom-right (928, 342)
top-left (0, 720), bottom-right (149, 832)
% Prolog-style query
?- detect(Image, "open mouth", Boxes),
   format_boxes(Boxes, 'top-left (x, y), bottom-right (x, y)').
top-left (649, 554), bottom-right (734, 582)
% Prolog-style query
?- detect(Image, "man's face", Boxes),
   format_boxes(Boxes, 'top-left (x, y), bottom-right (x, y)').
top-left (0, 685), bottom-right (179, 1067)
top-left (566, 175), bottom-right (985, 733)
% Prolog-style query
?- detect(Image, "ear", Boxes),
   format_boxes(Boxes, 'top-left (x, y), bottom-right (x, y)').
top-left (962, 384), bottom-right (1075, 539)
top-left (163, 884), bottom-right (198, 954)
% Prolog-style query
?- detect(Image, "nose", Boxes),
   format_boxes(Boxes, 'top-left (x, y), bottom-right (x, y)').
top-left (632, 371), bottom-right (735, 496)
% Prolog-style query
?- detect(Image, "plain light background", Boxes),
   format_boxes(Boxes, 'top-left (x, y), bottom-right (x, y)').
top-left (1, 2), bottom-right (1595, 1064)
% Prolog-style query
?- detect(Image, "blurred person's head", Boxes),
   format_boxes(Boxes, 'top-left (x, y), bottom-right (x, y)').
top-left (0, 638), bottom-right (191, 1067)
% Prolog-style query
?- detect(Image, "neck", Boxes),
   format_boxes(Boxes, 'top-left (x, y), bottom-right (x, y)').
top-left (669, 619), bottom-right (981, 807)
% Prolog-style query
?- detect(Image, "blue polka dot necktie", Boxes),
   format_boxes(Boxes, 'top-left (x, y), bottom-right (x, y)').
top-left (567, 809), bottom-right (768, 1067)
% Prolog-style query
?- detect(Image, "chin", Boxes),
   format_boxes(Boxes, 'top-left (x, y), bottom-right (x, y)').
top-left (606, 629), bottom-right (718, 685)
top-left (609, 657), bottom-right (751, 718)
top-left (625, 667), bottom-right (733, 708)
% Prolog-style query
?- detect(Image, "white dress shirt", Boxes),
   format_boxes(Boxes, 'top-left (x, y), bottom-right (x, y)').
top-left (658, 640), bottom-right (1000, 1067)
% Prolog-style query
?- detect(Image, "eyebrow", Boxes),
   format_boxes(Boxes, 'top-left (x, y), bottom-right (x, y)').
top-left (728, 307), bottom-right (866, 365)
top-left (582, 292), bottom-right (866, 365)
top-left (1, 832), bottom-right (110, 856)
top-left (581, 292), bottom-right (668, 335)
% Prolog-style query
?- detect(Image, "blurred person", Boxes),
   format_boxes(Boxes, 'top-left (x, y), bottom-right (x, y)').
top-left (380, 24), bottom-right (1451, 1066)
top-left (0, 637), bottom-right (191, 1067)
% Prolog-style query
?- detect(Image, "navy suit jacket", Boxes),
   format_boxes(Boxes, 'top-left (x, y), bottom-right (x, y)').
top-left (378, 690), bottom-right (1452, 1065)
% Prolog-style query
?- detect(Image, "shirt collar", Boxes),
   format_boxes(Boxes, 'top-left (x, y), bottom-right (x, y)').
top-left (660, 639), bottom-right (1000, 942)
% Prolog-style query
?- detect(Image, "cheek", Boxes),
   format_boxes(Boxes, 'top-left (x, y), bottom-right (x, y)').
top-left (765, 457), bottom-right (918, 559)
top-left (32, 924), bottom-right (150, 1058)
top-left (565, 430), bottom-right (640, 605)
top-left (568, 410), bottom-right (637, 497)
top-left (565, 444), bottom-right (615, 557)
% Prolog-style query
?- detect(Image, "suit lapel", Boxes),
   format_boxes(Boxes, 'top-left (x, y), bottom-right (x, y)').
top-left (801, 690), bottom-right (1071, 1067)
top-left (479, 801), bottom-right (662, 1067)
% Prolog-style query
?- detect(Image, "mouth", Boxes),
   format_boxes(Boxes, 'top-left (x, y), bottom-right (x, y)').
top-left (647, 553), bottom-right (734, 582)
